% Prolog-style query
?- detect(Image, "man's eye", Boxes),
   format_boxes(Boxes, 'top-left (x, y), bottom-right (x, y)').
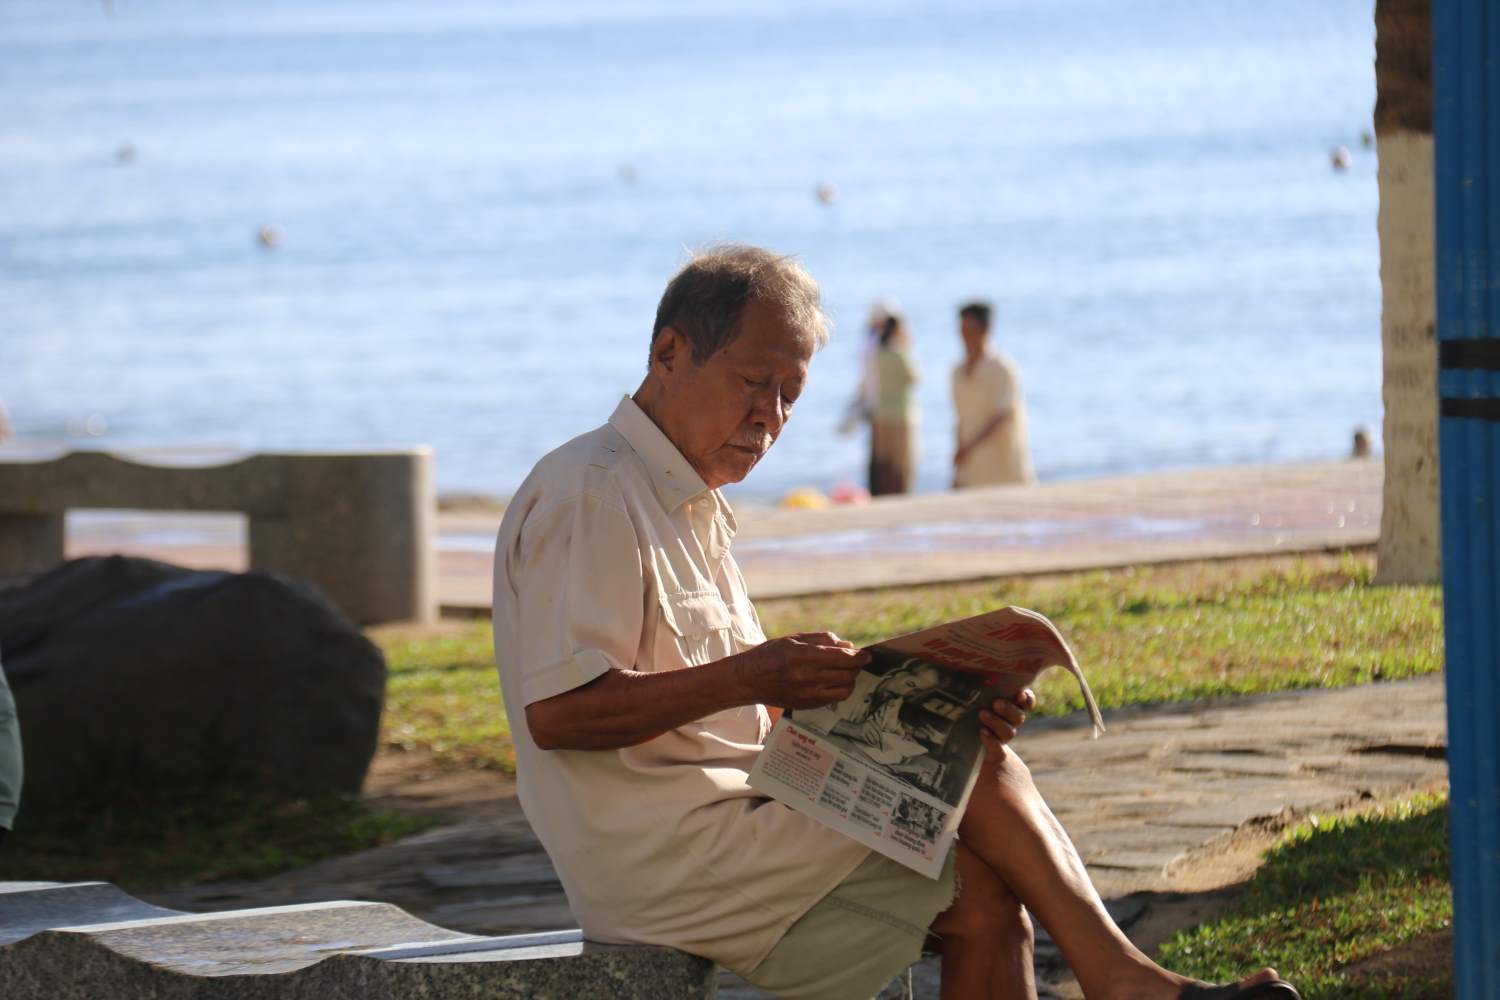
top-left (741, 375), bottom-right (768, 388)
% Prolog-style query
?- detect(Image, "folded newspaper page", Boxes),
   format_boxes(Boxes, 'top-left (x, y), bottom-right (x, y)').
top-left (747, 606), bottom-right (1103, 878)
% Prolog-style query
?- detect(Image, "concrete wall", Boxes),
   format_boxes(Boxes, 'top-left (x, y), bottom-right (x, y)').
top-left (1374, 0), bottom-right (1440, 584)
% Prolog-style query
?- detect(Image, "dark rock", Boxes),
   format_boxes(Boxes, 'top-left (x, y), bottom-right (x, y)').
top-left (0, 556), bottom-right (385, 809)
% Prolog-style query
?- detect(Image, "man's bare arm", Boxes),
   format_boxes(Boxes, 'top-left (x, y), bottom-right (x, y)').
top-left (526, 633), bottom-right (869, 751)
top-left (955, 410), bottom-right (1011, 466)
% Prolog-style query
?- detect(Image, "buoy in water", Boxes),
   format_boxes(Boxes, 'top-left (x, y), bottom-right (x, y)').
top-left (781, 487), bottom-right (830, 510)
top-left (257, 224), bottom-right (283, 249)
top-left (815, 182), bottom-right (838, 205)
top-left (1330, 146), bottom-right (1352, 171)
top-left (829, 481), bottom-right (871, 506)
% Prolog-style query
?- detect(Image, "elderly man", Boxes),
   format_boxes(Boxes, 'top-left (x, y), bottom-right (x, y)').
top-left (492, 246), bottom-right (1295, 1000)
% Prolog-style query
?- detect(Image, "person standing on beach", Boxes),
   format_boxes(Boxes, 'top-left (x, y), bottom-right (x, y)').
top-left (839, 300), bottom-right (899, 491)
top-left (871, 313), bottom-right (919, 495)
top-left (952, 301), bottom-right (1035, 488)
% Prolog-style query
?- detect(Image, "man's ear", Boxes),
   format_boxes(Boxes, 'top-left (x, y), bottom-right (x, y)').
top-left (650, 326), bottom-right (688, 377)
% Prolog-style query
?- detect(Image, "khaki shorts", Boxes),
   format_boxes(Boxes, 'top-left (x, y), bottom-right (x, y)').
top-left (742, 848), bottom-right (959, 1000)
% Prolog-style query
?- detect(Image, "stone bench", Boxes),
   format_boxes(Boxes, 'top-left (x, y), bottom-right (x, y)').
top-left (0, 881), bottom-right (716, 999)
top-left (0, 450), bottom-right (435, 624)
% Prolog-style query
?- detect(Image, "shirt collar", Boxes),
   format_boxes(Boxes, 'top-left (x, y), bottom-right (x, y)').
top-left (608, 395), bottom-right (714, 513)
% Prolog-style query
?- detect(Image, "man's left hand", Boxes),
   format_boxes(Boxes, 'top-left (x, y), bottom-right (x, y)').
top-left (978, 689), bottom-right (1035, 756)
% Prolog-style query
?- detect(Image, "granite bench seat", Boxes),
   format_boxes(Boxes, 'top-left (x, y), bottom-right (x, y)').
top-left (0, 881), bottom-right (716, 999)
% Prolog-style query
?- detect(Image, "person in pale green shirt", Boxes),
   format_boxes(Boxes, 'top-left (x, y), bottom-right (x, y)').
top-left (0, 653), bottom-right (20, 845)
top-left (870, 313), bottom-right (918, 495)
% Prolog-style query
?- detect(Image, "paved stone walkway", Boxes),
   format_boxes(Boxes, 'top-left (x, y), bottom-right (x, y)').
top-left (63, 459), bottom-right (1380, 608)
top-left (146, 675), bottom-right (1446, 997)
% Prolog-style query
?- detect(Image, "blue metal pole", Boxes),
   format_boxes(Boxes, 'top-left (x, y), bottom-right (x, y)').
top-left (1435, 0), bottom-right (1500, 995)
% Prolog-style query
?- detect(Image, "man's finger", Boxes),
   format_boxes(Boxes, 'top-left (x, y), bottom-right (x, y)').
top-left (798, 647), bottom-right (870, 668)
top-left (808, 672), bottom-right (865, 693)
top-left (813, 682), bottom-right (857, 702)
top-left (979, 710), bottom-right (1018, 743)
top-left (1015, 688), bottom-right (1037, 711)
top-left (990, 699), bottom-right (1026, 726)
top-left (795, 632), bottom-right (866, 655)
top-left (797, 631), bottom-right (844, 646)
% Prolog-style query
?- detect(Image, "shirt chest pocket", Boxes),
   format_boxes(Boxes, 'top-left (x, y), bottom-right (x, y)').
top-left (656, 589), bottom-right (737, 668)
top-left (655, 588), bottom-right (766, 739)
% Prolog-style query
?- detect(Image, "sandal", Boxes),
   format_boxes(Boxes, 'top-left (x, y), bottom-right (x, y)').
top-left (1179, 979), bottom-right (1301, 1000)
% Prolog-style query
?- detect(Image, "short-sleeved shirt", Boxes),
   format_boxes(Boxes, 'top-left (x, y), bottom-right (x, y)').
top-left (952, 348), bottom-right (1036, 487)
top-left (873, 346), bottom-right (919, 425)
top-left (491, 396), bottom-right (870, 974)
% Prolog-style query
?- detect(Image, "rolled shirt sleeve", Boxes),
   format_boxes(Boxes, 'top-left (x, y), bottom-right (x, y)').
top-left (511, 490), bottom-right (645, 707)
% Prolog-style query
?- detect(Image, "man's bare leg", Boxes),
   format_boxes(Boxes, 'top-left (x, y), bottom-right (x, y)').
top-left (930, 842), bottom-right (1036, 1000)
top-left (941, 747), bottom-right (1281, 1000)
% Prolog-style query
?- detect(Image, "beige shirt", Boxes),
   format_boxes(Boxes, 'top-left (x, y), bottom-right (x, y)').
top-left (492, 396), bottom-right (870, 974)
top-left (873, 345), bottom-right (919, 425)
top-left (952, 349), bottom-right (1036, 487)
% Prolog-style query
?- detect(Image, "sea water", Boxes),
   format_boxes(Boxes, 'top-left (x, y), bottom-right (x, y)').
top-left (0, 0), bottom-right (1380, 499)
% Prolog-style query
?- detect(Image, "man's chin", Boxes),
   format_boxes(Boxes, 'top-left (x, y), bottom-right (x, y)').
top-left (716, 448), bottom-right (763, 484)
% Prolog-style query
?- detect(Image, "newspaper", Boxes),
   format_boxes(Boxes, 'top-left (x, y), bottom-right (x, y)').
top-left (747, 606), bottom-right (1103, 878)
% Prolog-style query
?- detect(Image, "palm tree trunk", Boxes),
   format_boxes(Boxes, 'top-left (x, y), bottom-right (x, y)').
top-left (1374, 0), bottom-right (1439, 583)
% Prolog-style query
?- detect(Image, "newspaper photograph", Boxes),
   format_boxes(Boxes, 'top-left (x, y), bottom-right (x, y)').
top-left (748, 606), bottom-right (1103, 878)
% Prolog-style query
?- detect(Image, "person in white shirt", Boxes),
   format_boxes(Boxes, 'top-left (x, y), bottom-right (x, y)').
top-left (952, 301), bottom-right (1036, 488)
top-left (491, 245), bottom-right (1295, 1000)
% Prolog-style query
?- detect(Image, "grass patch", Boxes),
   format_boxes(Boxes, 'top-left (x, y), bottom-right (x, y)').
top-left (0, 787), bottom-right (437, 891)
top-left (375, 553), bottom-right (1441, 771)
top-left (379, 623), bottom-right (514, 771)
top-left (758, 553), bottom-right (1442, 719)
top-left (1159, 791), bottom-right (1452, 998)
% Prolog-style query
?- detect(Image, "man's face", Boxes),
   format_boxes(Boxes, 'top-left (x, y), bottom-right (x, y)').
top-left (650, 298), bottom-right (815, 490)
top-left (960, 315), bottom-right (987, 357)
top-left (884, 668), bottom-right (940, 698)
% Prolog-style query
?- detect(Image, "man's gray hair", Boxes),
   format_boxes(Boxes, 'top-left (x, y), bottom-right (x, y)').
top-left (651, 244), bottom-right (830, 366)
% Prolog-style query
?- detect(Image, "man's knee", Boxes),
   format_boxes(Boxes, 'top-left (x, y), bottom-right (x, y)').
top-left (932, 845), bottom-right (1032, 946)
top-left (977, 746), bottom-right (1039, 803)
top-left (935, 881), bottom-right (1032, 946)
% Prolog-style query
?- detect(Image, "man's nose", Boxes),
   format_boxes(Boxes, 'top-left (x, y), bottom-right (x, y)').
top-left (751, 387), bottom-right (787, 432)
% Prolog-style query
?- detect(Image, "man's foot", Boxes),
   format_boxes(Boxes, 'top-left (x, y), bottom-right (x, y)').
top-left (1099, 965), bottom-right (1296, 1000)
top-left (1176, 968), bottom-right (1300, 1000)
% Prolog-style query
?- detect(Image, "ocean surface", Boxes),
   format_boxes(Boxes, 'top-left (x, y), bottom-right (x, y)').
top-left (1, 0), bottom-right (1381, 501)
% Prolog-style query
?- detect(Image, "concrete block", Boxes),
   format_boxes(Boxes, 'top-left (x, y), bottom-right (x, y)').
top-left (0, 450), bottom-right (435, 623)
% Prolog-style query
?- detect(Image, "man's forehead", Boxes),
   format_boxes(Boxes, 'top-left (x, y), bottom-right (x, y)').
top-left (726, 300), bottom-right (816, 365)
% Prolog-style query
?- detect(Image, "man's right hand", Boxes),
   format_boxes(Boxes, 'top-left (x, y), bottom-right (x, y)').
top-left (733, 632), bottom-right (869, 710)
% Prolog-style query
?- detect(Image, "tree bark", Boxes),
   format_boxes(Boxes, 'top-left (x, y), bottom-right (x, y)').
top-left (1374, 0), bottom-right (1439, 584)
